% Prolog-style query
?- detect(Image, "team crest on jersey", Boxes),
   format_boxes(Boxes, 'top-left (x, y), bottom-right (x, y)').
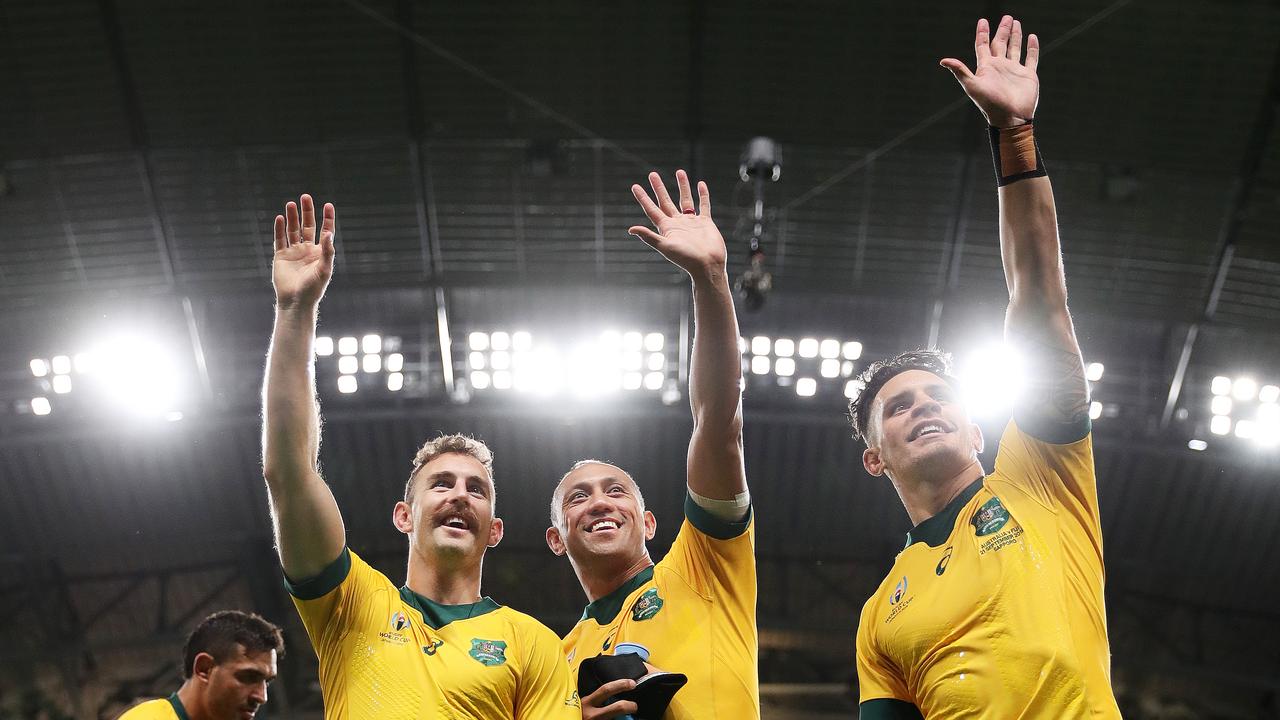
top-left (390, 611), bottom-right (411, 632)
top-left (631, 588), bottom-right (664, 621)
top-left (970, 497), bottom-right (1011, 536)
top-left (469, 638), bottom-right (508, 666)
top-left (889, 576), bottom-right (908, 605)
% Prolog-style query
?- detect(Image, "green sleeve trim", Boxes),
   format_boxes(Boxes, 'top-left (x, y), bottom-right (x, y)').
top-left (166, 694), bottom-right (191, 720)
top-left (683, 492), bottom-right (752, 540)
top-left (1013, 411), bottom-right (1091, 445)
top-left (283, 547), bottom-right (352, 600)
top-left (859, 698), bottom-right (924, 719)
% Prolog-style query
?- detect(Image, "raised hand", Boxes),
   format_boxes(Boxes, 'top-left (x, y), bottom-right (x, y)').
top-left (630, 170), bottom-right (726, 282)
top-left (272, 194), bottom-right (336, 308)
top-left (940, 16), bottom-right (1040, 128)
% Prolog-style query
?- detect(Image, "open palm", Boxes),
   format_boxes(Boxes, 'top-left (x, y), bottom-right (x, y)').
top-left (941, 16), bottom-right (1040, 128)
top-left (630, 170), bottom-right (726, 280)
top-left (272, 194), bottom-right (336, 307)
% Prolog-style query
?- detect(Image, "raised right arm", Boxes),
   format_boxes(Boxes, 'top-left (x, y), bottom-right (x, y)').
top-left (262, 194), bottom-right (346, 581)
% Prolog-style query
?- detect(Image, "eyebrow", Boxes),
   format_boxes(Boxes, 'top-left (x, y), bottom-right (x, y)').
top-left (427, 471), bottom-right (491, 494)
top-left (881, 383), bottom-right (952, 414)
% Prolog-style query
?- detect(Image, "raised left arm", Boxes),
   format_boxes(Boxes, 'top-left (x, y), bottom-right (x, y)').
top-left (630, 171), bottom-right (748, 502)
top-left (943, 16), bottom-right (1089, 429)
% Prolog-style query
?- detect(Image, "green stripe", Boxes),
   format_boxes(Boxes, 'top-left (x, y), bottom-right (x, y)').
top-left (683, 493), bottom-right (752, 540)
top-left (283, 547), bottom-right (352, 600)
top-left (398, 588), bottom-right (502, 630)
top-left (166, 693), bottom-right (191, 720)
top-left (580, 566), bottom-right (655, 624)
top-left (859, 698), bottom-right (924, 719)
top-left (905, 477), bottom-right (983, 548)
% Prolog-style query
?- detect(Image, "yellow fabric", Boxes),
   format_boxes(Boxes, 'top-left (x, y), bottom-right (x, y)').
top-left (562, 516), bottom-right (759, 719)
top-left (291, 549), bottom-right (579, 719)
top-left (117, 699), bottom-right (179, 720)
top-left (856, 420), bottom-right (1119, 718)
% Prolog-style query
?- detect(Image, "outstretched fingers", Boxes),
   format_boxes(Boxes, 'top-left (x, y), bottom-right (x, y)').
top-left (300, 194), bottom-right (316, 243)
top-left (939, 57), bottom-right (974, 84)
top-left (274, 215), bottom-right (287, 251)
top-left (974, 17), bottom-right (992, 64)
top-left (320, 202), bottom-right (337, 256)
top-left (285, 201), bottom-right (301, 244)
top-left (631, 183), bottom-right (666, 227)
top-left (675, 169), bottom-right (695, 214)
top-left (698, 180), bottom-right (711, 216)
top-left (1025, 33), bottom-right (1040, 72)
top-left (1008, 19), bottom-right (1023, 62)
top-left (648, 172), bottom-right (678, 216)
top-left (990, 15), bottom-right (1012, 58)
top-left (628, 225), bottom-right (664, 249)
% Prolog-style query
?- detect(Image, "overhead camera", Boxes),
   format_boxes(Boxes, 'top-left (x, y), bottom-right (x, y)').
top-left (734, 137), bottom-right (781, 311)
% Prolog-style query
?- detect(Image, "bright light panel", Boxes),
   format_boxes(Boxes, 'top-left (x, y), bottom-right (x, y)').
top-left (30, 359), bottom-right (48, 377)
top-left (751, 336), bottom-right (771, 356)
top-left (73, 353), bottom-right (91, 373)
top-left (52, 375), bottom-right (72, 394)
top-left (31, 397), bottom-right (51, 416)
top-left (1089, 401), bottom-right (1103, 420)
top-left (338, 356), bottom-right (358, 375)
top-left (1187, 439), bottom-right (1207, 451)
top-left (52, 355), bottom-right (71, 375)
top-left (775, 358), bottom-right (796, 377)
top-left (337, 375), bottom-right (357, 394)
top-left (959, 342), bottom-right (1027, 419)
top-left (491, 351), bottom-right (511, 370)
top-left (362, 354), bottom-right (381, 373)
top-left (1235, 419), bottom-right (1256, 439)
top-left (844, 380), bottom-right (864, 399)
top-left (490, 332), bottom-right (510, 351)
top-left (774, 339), bottom-right (795, 357)
top-left (387, 373), bottom-right (404, 391)
top-left (821, 359), bottom-right (840, 378)
top-left (623, 372), bottom-right (643, 390)
top-left (469, 352), bottom-right (485, 370)
top-left (1211, 396), bottom-right (1232, 416)
top-left (843, 341), bottom-right (863, 360)
top-left (512, 331), bottom-right (533, 351)
top-left (1086, 362), bottom-right (1105, 382)
top-left (469, 332), bottom-right (489, 351)
top-left (315, 336), bottom-right (334, 356)
top-left (362, 334), bottom-right (382, 354)
top-left (644, 371), bottom-right (664, 390)
top-left (737, 337), bottom-right (748, 354)
top-left (820, 339), bottom-right (840, 359)
top-left (1260, 385), bottom-right (1280, 404)
top-left (1210, 415), bottom-right (1232, 435)
top-left (751, 356), bottom-right (770, 375)
top-left (623, 351), bottom-right (643, 371)
top-left (386, 353), bottom-right (404, 373)
top-left (471, 371), bottom-right (491, 390)
top-left (1211, 376), bottom-right (1231, 396)
top-left (798, 338), bottom-right (819, 358)
top-left (1233, 377), bottom-right (1258, 401)
top-left (493, 371), bottom-right (512, 389)
top-left (647, 353), bottom-right (665, 371)
top-left (796, 378), bottom-right (817, 397)
top-left (623, 332), bottom-right (643, 352)
top-left (1258, 403), bottom-right (1280, 425)
top-left (644, 333), bottom-right (664, 352)
top-left (85, 333), bottom-right (185, 417)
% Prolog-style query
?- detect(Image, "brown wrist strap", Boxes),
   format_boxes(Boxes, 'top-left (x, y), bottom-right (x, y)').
top-left (989, 122), bottom-right (1046, 186)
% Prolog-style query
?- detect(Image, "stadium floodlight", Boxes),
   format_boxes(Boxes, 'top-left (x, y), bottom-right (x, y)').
top-left (362, 334), bottom-right (382, 354)
top-left (1086, 362), bottom-right (1105, 382)
top-left (751, 356), bottom-right (770, 375)
top-left (751, 336), bottom-right (771, 356)
top-left (31, 397), bottom-right (51, 416)
top-left (512, 331), bottom-right (533, 351)
top-left (1210, 415), bottom-right (1232, 435)
top-left (87, 333), bottom-right (185, 417)
top-left (30, 359), bottom-right (48, 377)
top-left (798, 338), bottom-right (819, 358)
top-left (647, 353), bottom-right (665, 371)
top-left (774, 338), bottom-right (795, 357)
top-left (844, 380), bottom-right (864, 399)
top-left (52, 375), bottom-right (72, 394)
top-left (959, 342), bottom-right (1027, 419)
top-left (661, 378), bottom-right (682, 406)
top-left (563, 342), bottom-right (618, 398)
top-left (1211, 376), bottom-right (1231, 396)
top-left (842, 361), bottom-right (856, 377)
top-left (775, 358), bottom-right (796, 377)
top-left (52, 355), bottom-right (72, 375)
top-left (386, 353), bottom-right (404, 373)
top-left (166, 411), bottom-right (184, 422)
top-left (493, 371), bottom-right (512, 390)
top-left (469, 352), bottom-right (486, 370)
top-left (622, 351), bottom-right (643, 371)
top-left (1232, 377), bottom-right (1258, 401)
top-left (491, 351), bottom-right (511, 370)
top-left (821, 359), bottom-right (841, 378)
top-left (623, 372), bottom-right (643, 390)
top-left (1089, 401), bottom-right (1103, 420)
top-left (338, 356), bottom-right (358, 375)
top-left (1211, 396), bottom-right (1232, 416)
top-left (796, 378), bottom-right (817, 397)
top-left (843, 341), bottom-right (863, 360)
top-left (387, 373), bottom-right (404, 391)
top-left (1260, 385), bottom-right (1280, 404)
top-left (471, 371), bottom-right (491, 390)
top-left (1187, 439), bottom-right (1208, 451)
top-left (469, 332), bottom-right (489, 351)
top-left (1235, 419), bottom-right (1257, 440)
top-left (514, 346), bottom-right (563, 395)
top-left (337, 375), bottom-right (357, 394)
top-left (1258, 403), bottom-right (1280, 425)
top-left (362, 354), bottom-right (381, 373)
top-left (820, 339), bottom-right (840, 359)
top-left (73, 353), bottom-right (91, 373)
top-left (490, 332), bottom-right (511, 352)
top-left (644, 372), bottom-right (664, 390)
top-left (338, 336), bottom-right (358, 355)
top-left (315, 336), bottom-right (334, 356)
top-left (623, 332), bottom-right (644, 352)
top-left (644, 333), bottom-right (664, 352)
top-left (738, 336), bottom-right (748, 354)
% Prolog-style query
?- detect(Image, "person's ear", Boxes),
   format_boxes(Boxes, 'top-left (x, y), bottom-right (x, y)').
top-left (545, 526), bottom-right (566, 556)
top-left (392, 501), bottom-right (413, 535)
top-left (642, 510), bottom-right (657, 541)
top-left (863, 446), bottom-right (886, 477)
top-left (487, 517), bottom-right (504, 548)
top-left (191, 652), bottom-right (217, 682)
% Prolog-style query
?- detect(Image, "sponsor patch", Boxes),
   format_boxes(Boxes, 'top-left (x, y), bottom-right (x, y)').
top-left (469, 638), bottom-right (508, 666)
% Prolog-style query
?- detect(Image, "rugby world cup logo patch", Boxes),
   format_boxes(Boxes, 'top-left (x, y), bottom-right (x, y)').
top-left (631, 588), bottom-right (664, 621)
top-left (889, 576), bottom-right (908, 605)
top-left (970, 496), bottom-right (1011, 537)
top-left (389, 611), bottom-right (410, 632)
top-left (469, 638), bottom-right (508, 666)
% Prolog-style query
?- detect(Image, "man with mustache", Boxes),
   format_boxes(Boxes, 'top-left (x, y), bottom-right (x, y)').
top-left (117, 610), bottom-right (282, 720)
top-left (547, 171), bottom-right (758, 719)
top-left (262, 195), bottom-right (577, 718)
top-left (850, 17), bottom-right (1121, 718)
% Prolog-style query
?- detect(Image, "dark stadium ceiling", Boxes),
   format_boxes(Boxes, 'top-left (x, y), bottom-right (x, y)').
top-left (2, 0), bottom-right (1280, 717)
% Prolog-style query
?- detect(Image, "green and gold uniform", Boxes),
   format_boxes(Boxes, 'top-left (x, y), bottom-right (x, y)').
top-left (117, 694), bottom-right (188, 720)
top-left (856, 420), bottom-right (1120, 719)
top-left (288, 547), bottom-right (579, 719)
top-left (562, 495), bottom-right (758, 719)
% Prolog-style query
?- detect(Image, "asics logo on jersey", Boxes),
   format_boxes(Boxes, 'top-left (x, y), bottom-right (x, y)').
top-left (422, 639), bottom-right (443, 655)
top-left (936, 546), bottom-right (953, 576)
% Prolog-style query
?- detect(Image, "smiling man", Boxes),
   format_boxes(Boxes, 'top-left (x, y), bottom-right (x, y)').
top-left (547, 171), bottom-right (758, 720)
top-left (261, 195), bottom-right (577, 718)
top-left (848, 17), bottom-right (1120, 719)
top-left (117, 611), bottom-right (282, 720)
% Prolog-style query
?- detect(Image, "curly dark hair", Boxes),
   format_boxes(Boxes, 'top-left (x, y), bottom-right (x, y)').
top-left (848, 348), bottom-right (957, 444)
top-left (182, 610), bottom-right (284, 678)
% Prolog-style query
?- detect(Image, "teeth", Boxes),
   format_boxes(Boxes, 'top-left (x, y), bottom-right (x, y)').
top-left (590, 520), bottom-right (619, 532)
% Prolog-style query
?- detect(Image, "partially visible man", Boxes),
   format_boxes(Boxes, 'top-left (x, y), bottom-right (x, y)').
top-left (117, 610), bottom-right (283, 720)
top-left (262, 195), bottom-right (578, 718)
top-left (547, 171), bottom-right (758, 720)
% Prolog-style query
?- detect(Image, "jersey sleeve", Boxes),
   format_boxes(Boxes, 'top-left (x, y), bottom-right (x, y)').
top-left (855, 609), bottom-right (914, 708)
top-left (989, 419), bottom-right (1101, 546)
top-left (115, 699), bottom-right (176, 720)
top-left (514, 621), bottom-right (580, 719)
top-left (661, 493), bottom-right (756, 606)
top-left (284, 547), bottom-right (392, 657)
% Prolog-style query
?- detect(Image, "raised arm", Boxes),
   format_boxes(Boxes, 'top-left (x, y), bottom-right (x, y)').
top-left (630, 171), bottom-right (748, 505)
top-left (262, 194), bottom-right (347, 580)
top-left (942, 16), bottom-right (1089, 430)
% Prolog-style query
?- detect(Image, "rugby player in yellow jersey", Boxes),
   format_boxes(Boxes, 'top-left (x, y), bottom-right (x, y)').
top-left (117, 610), bottom-right (282, 720)
top-left (848, 16), bottom-right (1121, 719)
top-left (262, 195), bottom-right (578, 719)
top-left (546, 171), bottom-right (758, 720)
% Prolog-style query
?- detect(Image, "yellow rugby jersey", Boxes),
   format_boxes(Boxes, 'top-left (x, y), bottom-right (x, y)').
top-left (117, 695), bottom-right (187, 720)
top-left (562, 495), bottom-right (758, 719)
top-left (287, 548), bottom-right (578, 719)
top-left (856, 419), bottom-right (1119, 719)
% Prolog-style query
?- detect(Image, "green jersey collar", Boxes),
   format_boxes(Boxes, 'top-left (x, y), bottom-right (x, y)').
top-left (398, 587), bottom-right (501, 630)
top-left (581, 566), bottom-right (655, 624)
top-left (166, 693), bottom-right (191, 720)
top-left (905, 476), bottom-right (984, 548)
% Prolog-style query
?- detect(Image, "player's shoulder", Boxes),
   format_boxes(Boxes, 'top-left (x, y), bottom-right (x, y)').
top-left (493, 604), bottom-right (562, 643)
top-left (117, 698), bottom-right (178, 720)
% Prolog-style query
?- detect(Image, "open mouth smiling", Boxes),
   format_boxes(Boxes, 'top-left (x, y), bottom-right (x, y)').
top-left (585, 518), bottom-right (622, 533)
top-left (909, 421), bottom-right (952, 442)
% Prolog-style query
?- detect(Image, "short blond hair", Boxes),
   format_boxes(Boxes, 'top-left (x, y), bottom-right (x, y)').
top-left (405, 434), bottom-right (495, 505)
